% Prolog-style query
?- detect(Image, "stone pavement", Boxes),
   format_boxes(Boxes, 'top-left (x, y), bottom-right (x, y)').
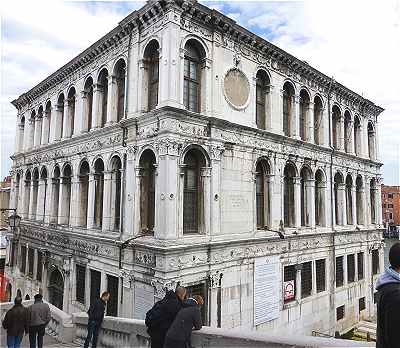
top-left (0, 332), bottom-right (79, 347)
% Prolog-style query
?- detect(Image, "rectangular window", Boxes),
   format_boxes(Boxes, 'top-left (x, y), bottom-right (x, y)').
top-left (36, 252), bottom-right (42, 281)
top-left (357, 252), bottom-right (364, 280)
top-left (284, 265), bottom-right (296, 303)
top-left (388, 204), bottom-right (394, 209)
top-left (28, 248), bottom-right (34, 277)
top-left (359, 297), bottom-right (366, 312)
top-left (347, 254), bottom-right (355, 283)
top-left (186, 283), bottom-right (208, 325)
top-left (388, 193), bottom-right (393, 199)
top-left (90, 270), bottom-right (101, 306)
top-left (301, 262), bottom-right (312, 298)
top-left (389, 212), bottom-right (393, 219)
top-left (20, 245), bottom-right (26, 274)
top-left (316, 259), bottom-right (326, 293)
top-left (76, 265), bottom-right (86, 304)
top-left (106, 275), bottom-right (119, 317)
top-left (336, 305), bottom-right (345, 321)
top-left (372, 249), bottom-right (379, 275)
top-left (336, 256), bottom-right (344, 288)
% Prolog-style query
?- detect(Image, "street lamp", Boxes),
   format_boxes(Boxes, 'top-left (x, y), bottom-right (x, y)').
top-left (1, 209), bottom-right (21, 238)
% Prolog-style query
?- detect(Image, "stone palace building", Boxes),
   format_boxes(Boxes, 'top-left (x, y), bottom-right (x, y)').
top-left (5, 0), bottom-right (384, 336)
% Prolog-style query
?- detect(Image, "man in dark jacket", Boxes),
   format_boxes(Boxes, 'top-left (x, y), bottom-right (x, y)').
top-left (164, 295), bottom-right (203, 348)
top-left (376, 242), bottom-right (400, 348)
top-left (2, 297), bottom-right (29, 348)
top-left (84, 291), bottom-right (110, 348)
top-left (27, 293), bottom-right (51, 348)
top-left (146, 286), bottom-right (186, 348)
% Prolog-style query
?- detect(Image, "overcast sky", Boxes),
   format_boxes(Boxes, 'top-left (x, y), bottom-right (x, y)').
top-left (1, 0), bottom-right (399, 184)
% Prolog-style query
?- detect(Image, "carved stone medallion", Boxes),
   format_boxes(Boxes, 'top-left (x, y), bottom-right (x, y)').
top-left (223, 68), bottom-right (250, 110)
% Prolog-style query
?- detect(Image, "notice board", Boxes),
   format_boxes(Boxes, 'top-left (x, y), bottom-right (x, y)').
top-left (254, 255), bottom-right (281, 326)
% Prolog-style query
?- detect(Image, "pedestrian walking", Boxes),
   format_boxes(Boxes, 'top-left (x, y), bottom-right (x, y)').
top-left (376, 242), bottom-right (400, 348)
top-left (27, 293), bottom-right (51, 348)
top-left (83, 291), bottom-right (110, 348)
top-left (163, 295), bottom-right (203, 348)
top-left (2, 297), bottom-right (29, 348)
top-left (145, 286), bottom-right (187, 348)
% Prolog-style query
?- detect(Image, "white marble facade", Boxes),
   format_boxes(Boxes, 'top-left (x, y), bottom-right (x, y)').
top-left (6, 0), bottom-right (384, 337)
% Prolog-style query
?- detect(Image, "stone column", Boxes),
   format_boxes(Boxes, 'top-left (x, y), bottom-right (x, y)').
top-left (137, 59), bottom-right (148, 112)
top-left (351, 186), bottom-right (357, 227)
top-left (308, 102), bottom-right (314, 143)
top-left (44, 178), bottom-right (53, 224)
top-left (102, 171), bottom-right (112, 232)
top-left (58, 177), bottom-right (71, 225)
top-left (296, 268), bottom-right (302, 301)
top-left (27, 118), bottom-right (35, 150)
top-left (28, 180), bottom-right (36, 220)
top-left (106, 75), bottom-right (117, 125)
top-left (349, 121), bottom-right (355, 155)
top-left (53, 104), bottom-right (63, 142)
top-left (210, 151), bottom-right (222, 235)
top-left (307, 179), bottom-right (316, 228)
top-left (36, 178), bottom-right (45, 222)
top-left (266, 174), bottom-right (276, 229)
top-left (294, 177), bottom-right (301, 229)
top-left (339, 117), bottom-right (345, 151)
top-left (86, 173), bottom-right (96, 229)
top-left (70, 175), bottom-right (80, 227)
top-left (365, 181), bottom-right (371, 225)
top-left (92, 84), bottom-right (104, 130)
top-left (270, 86), bottom-right (283, 134)
top-left (338, 183), bottom-right (347, 226)
top-left (41, 113), bottom-right (49, 146)
top-left (17, 124), bottom-right (24, 153)
top-left (33, 117), bottom-right (42, 148)
top-left (80, 91), bottom-right (89, 134)
top-left (376, 183), bottom-right (383, 226)
top-left (123, 153), bottom-right (136, 238)
top-left (343, 255), bottom-right (348, 286)
top-left (201, 167), bottom-right (211, 236)
top-left (133, 167), bottom-right (142, 236)
top-left (62, 100), bottom-right (70, 140)
top-left (375, 121), bottom-right (381, 161)
top-left (292, 95), bottom-right (300, 139)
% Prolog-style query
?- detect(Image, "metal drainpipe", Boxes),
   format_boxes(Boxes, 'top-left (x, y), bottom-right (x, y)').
top-left (327, 77), bottom-right (337, 335)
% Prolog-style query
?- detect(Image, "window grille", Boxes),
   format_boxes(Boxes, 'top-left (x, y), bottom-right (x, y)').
top-left (372, 249), bottom-right (379, 275)
top-left (316, 259), bottom-right (326, 293)
top-left (301, 262), bottom-right (312, 298)
top-left (184, 45), bottom-right (200, 112)
top-left (336, 256), bottom-right (344, 287)
top-left (359, 297), bottom-right (366, 312)
top-left (20, 245), bottom-right (26, 274)
top-left (347, 254), bottom-right (355, 283)
top-left (183, 153), bottom-right (200, 234)
top-left (76, 265), bottom-right (86, 304)
top-left (336, 305), bottom-right (345, 321)
top-left (357, 252), bottom-right (364, 280)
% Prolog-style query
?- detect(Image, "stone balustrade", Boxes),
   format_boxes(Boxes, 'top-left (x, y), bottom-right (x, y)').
top-left (0, 300), bottom-right (73, 344)
top-left (72, 312), bottom-right (375, 348)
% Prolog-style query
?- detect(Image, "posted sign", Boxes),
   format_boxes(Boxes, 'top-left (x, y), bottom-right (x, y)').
top-left (254, 256), bottom-right (281, 326)
top-left (283, 280), bottom-right (295, 301)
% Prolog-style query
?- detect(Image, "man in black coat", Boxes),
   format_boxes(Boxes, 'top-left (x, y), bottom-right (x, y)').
top-left (146, 286), bottom-right (186, 348)
top-left (164, 295), bottom-right (203, 348)
top-left (376, 242), bottom-right (400, 348)
top-left (84, 291), bottom-right (110, 348)
top-left (2, 297), bottom-right (29, 348)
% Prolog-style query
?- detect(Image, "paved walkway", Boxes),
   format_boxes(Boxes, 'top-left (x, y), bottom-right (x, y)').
top-left (0, 333), bottom-right (78, 347)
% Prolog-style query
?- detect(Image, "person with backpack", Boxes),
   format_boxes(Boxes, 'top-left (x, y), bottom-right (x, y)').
top-left (2, 296), bottom-right (29, 348)
top-left (145, 286), bottom-right (186, 348)
top-left (163, 295), bottom-right (203, 348)
top-left (376, 242), bottom-right (400, 348)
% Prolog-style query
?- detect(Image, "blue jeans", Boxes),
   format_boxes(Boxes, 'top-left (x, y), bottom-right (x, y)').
top-left (84, 320), bottom-right (101, 348)
top-left (7, 335), bottom-right (23, 348)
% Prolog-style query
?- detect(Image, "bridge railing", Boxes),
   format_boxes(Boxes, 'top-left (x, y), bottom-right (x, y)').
top-left (72, 312), bottom-right (375, 348)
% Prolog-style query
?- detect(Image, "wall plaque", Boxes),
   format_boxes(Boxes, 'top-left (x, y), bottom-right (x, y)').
top-left (223, 68), bottom-right (250, 110)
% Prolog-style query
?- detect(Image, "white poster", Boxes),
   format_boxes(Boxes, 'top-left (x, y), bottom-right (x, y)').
top-left (254, 255), bottom-right (281, 326)
top-left (134, 284), bottom-right (154, 320)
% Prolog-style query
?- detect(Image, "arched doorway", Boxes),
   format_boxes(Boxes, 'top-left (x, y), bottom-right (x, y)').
top-left (48, 269), bottom-right (64, 310)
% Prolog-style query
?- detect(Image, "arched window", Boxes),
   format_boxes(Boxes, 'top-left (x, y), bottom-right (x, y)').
top-left (98, 69), bottom-right (108, 127)
top-left (79, 161), bottom-right (90, 227)
top-left (66, 87), bottom-right (76, 138)
top-left (94, 159), bottom-right (104, 228)
top-left (114, 60), bottom-right (126, 122)
top-left (354, 116), bottom-right (362, 156)
top-left (356, 176), bottom-right (364, 225)
top-left (367, 122), bottom-right (376, 160)
top-left (84, 77), bottom-right (94, 132)
top-left (255, 160), bottom-right (270, 229)
top-left (18, 116), bottom-right (25, 152)
top-left (345, 175), bottom-right (353, 225)
top-left (31, 169), bottom-right (39, 220)
top-left (283, 82), bottom-right (295, 137)
top-left (315, 170), bottom-right (326, 226)
top-left (332, 105), bottom-right (341, 150)
top-left (139, 150), bottom-right (156, 234)
top-left (44, 101), bottom-right (52, 144)
top-left (51, 166), bottom-right (60, 223)
top-left (110, 156), bottom-right (122, 230)
top-left (314, 96), bottom-right (323, 145)
top-left (299, 89), bottom-right (310, 141)
top-left (183, 149), bottom-right (206, 234)
top-left (256, 70), bottom-right (270, 130)
top-left (144, 41), bottom-right (159, 111)
top-left (48, 269), bottom-right (64, 310)
top-left (57, 94), bottom-right (65, 141)
top-left (60, 164), bottom-right (72, 225)
top-left (300, 166), bottom-right (312, 227)
top-left (39, 168), bottom-right (48, 222)
top-left (334, 172), bottom-right (344, 225)
top-left (370, 179), bottom-right (376, 224)
top-left (184, 40), bottom-right (205, 113)
top-left (344, 111), bottom-right (352, 153)
top-left (284, 163), bottom-right (296, 227)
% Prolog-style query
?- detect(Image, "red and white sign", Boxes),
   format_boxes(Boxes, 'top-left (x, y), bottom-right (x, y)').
top-left (284, 280), bottom-right (295, 301)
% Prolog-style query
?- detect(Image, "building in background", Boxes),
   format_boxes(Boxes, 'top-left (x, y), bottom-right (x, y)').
top-left (0, 176), bottom-right (11, 274)
top-left (5, 0), bottom-right (384, 337)
top-left (381, 185), bottom-right (400, 238)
